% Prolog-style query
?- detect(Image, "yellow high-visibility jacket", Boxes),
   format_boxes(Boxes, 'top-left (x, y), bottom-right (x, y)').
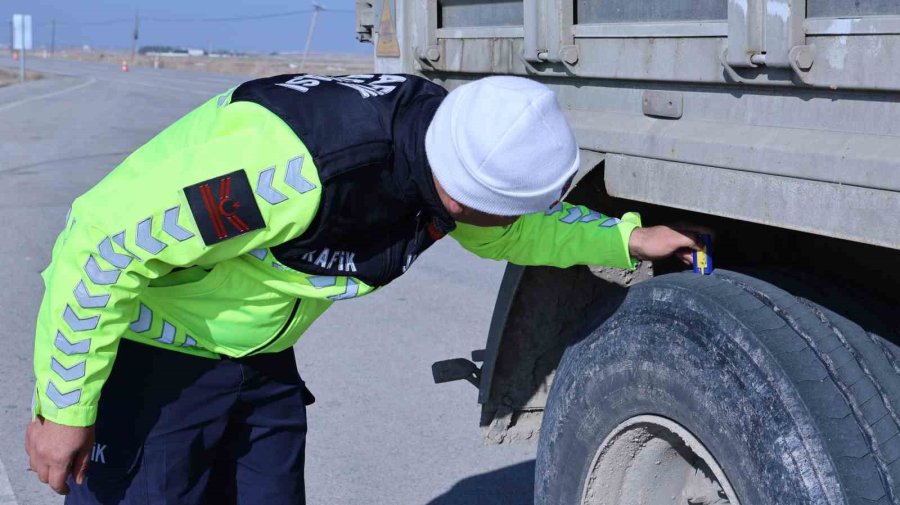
top-left (33, 74), bottom-right (641, 427)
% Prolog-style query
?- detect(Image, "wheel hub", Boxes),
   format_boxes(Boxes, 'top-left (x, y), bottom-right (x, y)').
top-left (581, 415), bottom-right (740, 505)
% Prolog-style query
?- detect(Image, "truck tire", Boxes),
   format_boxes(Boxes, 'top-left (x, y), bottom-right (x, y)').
top-left (536, 270), bottom-right (900, 505)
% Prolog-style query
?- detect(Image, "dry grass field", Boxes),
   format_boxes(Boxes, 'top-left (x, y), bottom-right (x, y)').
top-left (48, 49), bottom-right (374, 78)
top-left (0, 68), bottom-right (43, 87)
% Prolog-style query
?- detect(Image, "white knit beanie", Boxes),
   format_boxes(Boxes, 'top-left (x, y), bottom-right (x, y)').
top-left (425, 76), bottom-right (580, 216)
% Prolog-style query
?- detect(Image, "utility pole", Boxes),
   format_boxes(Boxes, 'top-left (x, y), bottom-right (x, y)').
top-left (19, 24), bottom-right (26, 83)
top-left (302, 3), bottom-right (323, 69)
top-left (50, 19), bottom-right (56, 56)
top-left (130, 9), bottom-right (139, 61)
top-left (12, 14), bottom-right (31, 83)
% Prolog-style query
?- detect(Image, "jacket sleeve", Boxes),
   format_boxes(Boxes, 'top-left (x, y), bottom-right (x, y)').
top-left (449, 202), bottom-right (641, 270)
top-left (32, 94), bottom-right (321, 427)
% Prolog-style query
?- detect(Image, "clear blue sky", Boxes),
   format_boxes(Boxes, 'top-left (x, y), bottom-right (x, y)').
top-left (2, 1), bottom-right (370, 54)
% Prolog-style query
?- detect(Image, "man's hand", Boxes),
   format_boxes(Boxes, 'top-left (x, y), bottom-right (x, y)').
top-left (25, 416), bottom-right (94, 495)
top-left (629, 225), bottom-right (711, 266)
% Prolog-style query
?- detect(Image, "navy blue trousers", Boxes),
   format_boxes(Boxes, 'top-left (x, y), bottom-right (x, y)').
top-left (66, 339), bottom-right (313, 505)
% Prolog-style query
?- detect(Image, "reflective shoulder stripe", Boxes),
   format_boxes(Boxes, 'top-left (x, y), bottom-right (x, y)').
top-left (162, 206), bottom-right (195, 241)
top-left (580, 210), bottom-right (602, 223)
top-left (84, 255), bottom-right (120, 285)
top-left (73, 280), bottom-right (110, 309)
top-left (256, 167), bottom-right (288, 205)
top-left (285, 155), bottom-right (316, 194)
top-left (155, 321), bottom-right (176, 344)
top-left (248, 249), bottom-right (268, 261)
top-left (98, 237), bottom-right (132, 269)
top-left (50, 358), bottom-right (86, 382)
top-left (545, 202), bottom-right (564, 215)
top-left (129, 304), bottom-right (153, 333)
top-left (309, 276), bottom-right (337, 288)
top-left (135, 217), bottom-right (167, 255)
top-left (63, 305), bottom-right (99, 332)
top-left (45, 381), bottom-right (81, 409)
top-left (559, 207), bottom-right (584, 224)
top-left (54, 331), bottom-right (90, 355)
top-left (328, 278), bottom-right (359, 301)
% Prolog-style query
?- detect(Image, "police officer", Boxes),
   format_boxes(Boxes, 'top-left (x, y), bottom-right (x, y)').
top-left (26, 74), bottom-right (702, 504)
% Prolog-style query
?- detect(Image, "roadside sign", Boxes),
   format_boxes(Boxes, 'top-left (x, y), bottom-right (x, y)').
top-left (376, 0), bottom-right (400, 57)
top-left (12, 14), bottom-right (33, 51)
top-left (12, 14), bottom-right (31, 83)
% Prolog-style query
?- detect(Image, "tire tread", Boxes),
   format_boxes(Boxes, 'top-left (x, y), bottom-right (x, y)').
top-left (717, 273), bottom-right (899, 504)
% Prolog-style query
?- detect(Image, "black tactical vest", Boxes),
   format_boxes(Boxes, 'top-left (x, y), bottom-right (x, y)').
top-left (231, 74), bottom-right (456, 288)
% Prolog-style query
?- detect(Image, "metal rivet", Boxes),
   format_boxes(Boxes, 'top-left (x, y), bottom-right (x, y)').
top-left (559, 45), bottom-right (579, 65)
top-left (790, 45), bottom-right (814, 71)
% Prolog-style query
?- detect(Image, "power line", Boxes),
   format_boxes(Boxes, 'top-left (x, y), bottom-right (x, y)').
top-left (36, 18), bottom-right (133, 27)
top-left (35, 7), bottom-right (353, 28)
top-left (15, 6), bottom-right (358, 53)
top-left (146, 8), bottom-right (354, 23)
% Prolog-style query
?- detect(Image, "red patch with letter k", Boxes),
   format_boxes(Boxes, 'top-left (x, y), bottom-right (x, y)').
top-left (183, 170), bottom-right (265, 246)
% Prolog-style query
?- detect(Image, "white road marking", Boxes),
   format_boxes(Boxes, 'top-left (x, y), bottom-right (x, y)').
top-left (0, 456), bottom-right (19, 505)
top-left (0, 76), bottom-right (97, 113)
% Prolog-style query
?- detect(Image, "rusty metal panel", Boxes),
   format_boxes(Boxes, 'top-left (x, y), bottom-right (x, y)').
top-left (376, 0), bottom-right (401, 57)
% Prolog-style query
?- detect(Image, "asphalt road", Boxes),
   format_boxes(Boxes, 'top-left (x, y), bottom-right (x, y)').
top-left (0, 58), bottom-right (535, 504)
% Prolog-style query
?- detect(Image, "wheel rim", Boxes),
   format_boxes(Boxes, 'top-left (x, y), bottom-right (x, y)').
top-left (580, 415), bottom-right (741, 505)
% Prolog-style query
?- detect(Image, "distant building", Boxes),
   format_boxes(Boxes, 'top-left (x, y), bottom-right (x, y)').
top-left (139, 46), bottom-right (206, 57)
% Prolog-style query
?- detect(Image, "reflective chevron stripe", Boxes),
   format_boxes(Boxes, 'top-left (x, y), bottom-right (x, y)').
top-left (51, 358), bottom-right (85, 382)
top-left (55, 331), bottom-right (90, 356)
top-left (580, 210), bottom-right (602, 223)
top-left (155, 321), bottom-right (176, 345)
top-left (46, 381), bottom-right (80, 409)
top-left (182, 335), bottom-right (197, 347)
top-left (309, 276), bottom-right (337, 288)
top-left (135, 217), bottom-right (167, 255)
top-left (73, 280), bottom-right (109, 309)
top-left (559, 207), bottom-right (584, 224)
top-left (98, 237), bottom-right (132, 268)
top-left (545, 202), bottom-right (564, 215)
top-left (112, 231), bottom-right (143, 262)
top-left (285, 156), bottom-right (316, 194)
top-left (129, 304), bottom-right (152, 333)
top-left (329, 278), bottom-right (359, 301)
top-left (248, 249), bottom-right (268, 261)
top-left (63, 305), bottom-right (99, 332)
top-left (256, 167), bottom-right (288, 204)
top-left (600, 218), bottom-right (621, 228)
top-left (310, 275), bottom-right (358, 300)
top-left (162, 206), bottom-right (194, 241)
top-left (84, 255), bottom-right (120, 285)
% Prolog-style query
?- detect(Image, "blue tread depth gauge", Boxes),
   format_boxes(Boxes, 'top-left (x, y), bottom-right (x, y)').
top-left (693, 234), bottom-right (714, 275)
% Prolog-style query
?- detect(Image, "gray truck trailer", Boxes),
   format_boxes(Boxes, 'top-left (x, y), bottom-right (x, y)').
top-left (357, 1), bottom-right (900, 503)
